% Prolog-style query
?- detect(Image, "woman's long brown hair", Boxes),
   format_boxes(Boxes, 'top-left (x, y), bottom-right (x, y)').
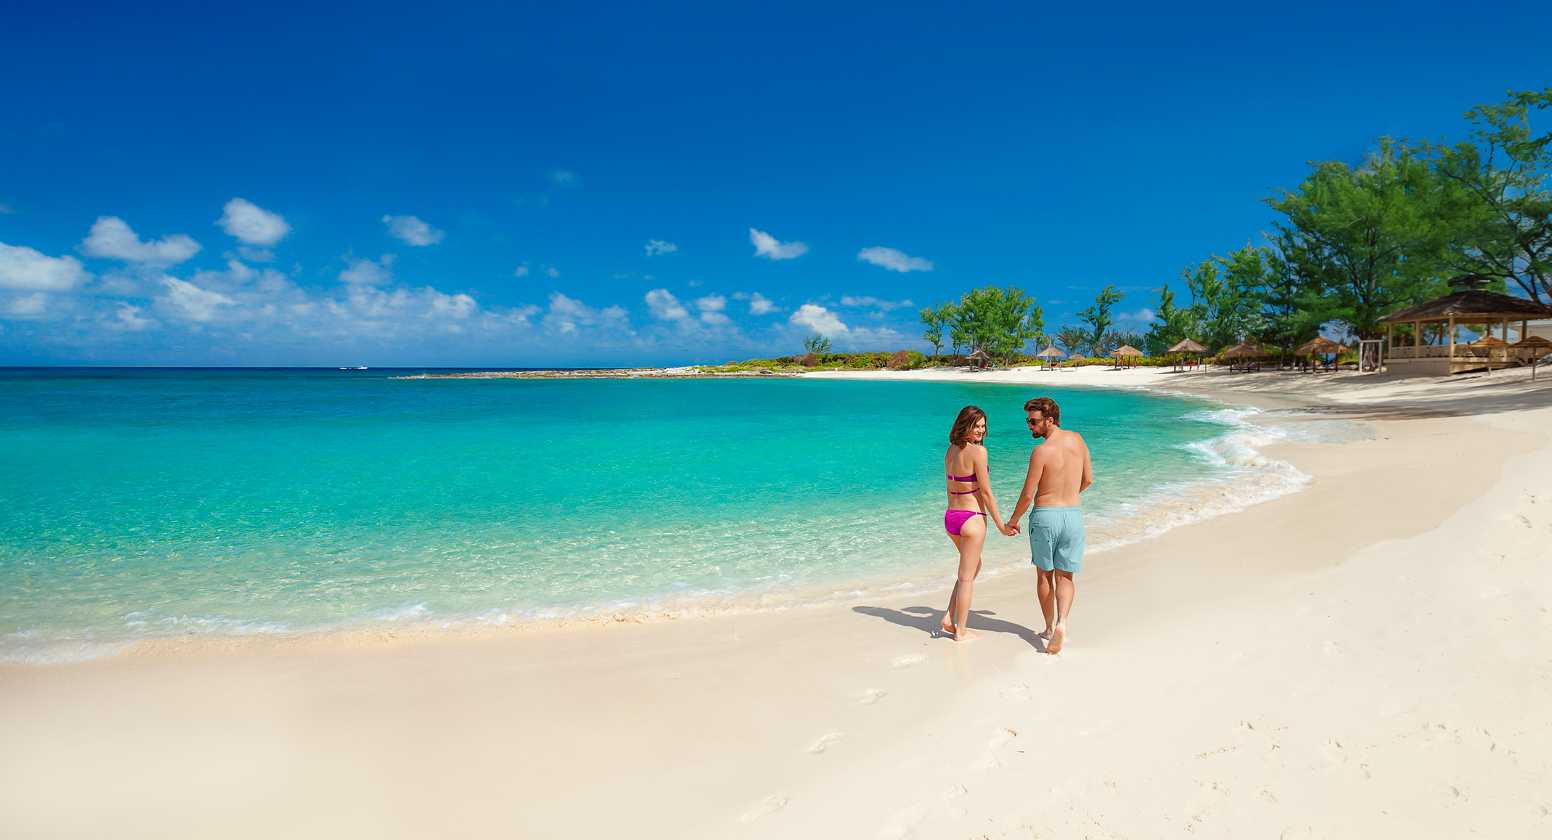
top-left (948, 405), bottom-right (986, 446)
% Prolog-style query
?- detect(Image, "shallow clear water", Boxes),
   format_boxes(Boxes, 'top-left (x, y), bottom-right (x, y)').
top-left (0, 368), bottom-right (1252, 661)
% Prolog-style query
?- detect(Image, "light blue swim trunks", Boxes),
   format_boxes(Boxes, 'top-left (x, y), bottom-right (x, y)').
top-left (1029, 507), bottom-right (1086, 574)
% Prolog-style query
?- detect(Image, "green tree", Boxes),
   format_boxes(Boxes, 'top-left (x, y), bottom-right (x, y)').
top-left (949, 286), bottom-right (1043, 364)
top-left (802, 334), bottom-right (831, 354)
top-left (1054, 325), bottom-right (1088, 356)
top-left (1143, 283), bottom-right (1200, 355)
top-left (1180, 258), bottom-right (1247, 351)
top-left (1077, 285), bottom-right (1123, 355)
top-left (918, 303), bottom-right (953, 360)
top-left (1111, 330), bottom-right (1147, 352)
top-left (1431, 88), bottom-right (1552, 303)
top-left (1269, 139), bottom-right (1453, 338)
top-left (1256, 236), bottom-right (1327, 355)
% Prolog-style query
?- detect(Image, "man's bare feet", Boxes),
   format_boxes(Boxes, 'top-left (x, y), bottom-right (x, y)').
top-left (953, 627), bottom-right (981, 642)
top-left (1038, 628), bottom-right (1053, 641)
top-left (940, 618), bottom-right (956, 636)
top-left (1046, 622), bottom-right (1065, 654)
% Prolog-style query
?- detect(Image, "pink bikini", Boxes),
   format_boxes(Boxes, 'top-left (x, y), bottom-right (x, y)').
top-left (944, 472), bottom-right (986, 535)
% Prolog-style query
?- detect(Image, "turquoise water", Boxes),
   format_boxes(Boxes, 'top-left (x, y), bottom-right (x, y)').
top-left (1, 369), bottom-right (1245, 661)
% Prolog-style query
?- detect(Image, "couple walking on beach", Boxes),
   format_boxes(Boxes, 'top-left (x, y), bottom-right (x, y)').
top-left (941, 397), bottom-right (1090, 653)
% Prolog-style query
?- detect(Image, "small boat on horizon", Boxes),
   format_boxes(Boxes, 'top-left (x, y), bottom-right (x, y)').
top-left (338, 365), bottom-right (369, 371)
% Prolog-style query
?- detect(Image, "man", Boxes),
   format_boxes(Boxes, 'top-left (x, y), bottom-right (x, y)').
top-left (1005, 397), bottom-right (1092, 654)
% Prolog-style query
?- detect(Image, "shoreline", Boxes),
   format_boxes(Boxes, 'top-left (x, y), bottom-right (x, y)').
top-left (3, 366), bottom-right (1549, 838)
top-left (3, 372), bottom-right (1318, 667)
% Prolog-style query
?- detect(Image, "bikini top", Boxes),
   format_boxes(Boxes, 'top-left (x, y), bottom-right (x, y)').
top-left (947, 471), bottom-right (978, 496)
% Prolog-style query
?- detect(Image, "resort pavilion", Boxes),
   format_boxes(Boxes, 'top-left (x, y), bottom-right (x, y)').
top-left (1378, 278), bottom-right (1552, 375)
top-left (1167, 338), bottom-right (1207, 371)
top-left (1109, 344), bottom-right (1144, 369)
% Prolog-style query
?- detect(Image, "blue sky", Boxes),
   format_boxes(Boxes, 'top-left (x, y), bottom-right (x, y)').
top-left (2, 1), bottom-right (1548, 366)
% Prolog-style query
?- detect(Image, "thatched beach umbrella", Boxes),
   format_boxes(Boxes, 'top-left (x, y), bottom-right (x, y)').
top-left (1167, 338), bottom-right (1207, 371)
top-left (1514, 335), bottom-right (1552, 380)
top-left (1035, 345), bottom-right (1066, 370)
top-left (1219, 341), bottom-right (1267, 372)
top-left (1294, 336), bottom-right (1351, 373)
top-left (1109, 344), bottom-right (1143, 369)
top-left (1469, 335), bottom-right (1509, 346)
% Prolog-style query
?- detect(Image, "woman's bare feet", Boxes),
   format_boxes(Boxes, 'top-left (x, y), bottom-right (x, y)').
top-left (1038, 627), bottom-right (1053, 641)
top-left (1046, 622), bottom-right (1066, 654)
top-left (940, 617), bottom-right (956, 637)
top-left (953, 627), bottom-right (981, 642)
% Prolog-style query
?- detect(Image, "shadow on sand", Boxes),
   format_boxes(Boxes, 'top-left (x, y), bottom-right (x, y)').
top-left (853, 605), bottom-right (1047, 652)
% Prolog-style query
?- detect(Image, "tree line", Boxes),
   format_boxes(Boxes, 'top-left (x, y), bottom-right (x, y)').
top-left (911, 89), bottom-right (1551, 361)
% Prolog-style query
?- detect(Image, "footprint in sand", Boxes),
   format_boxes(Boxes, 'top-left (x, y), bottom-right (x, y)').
top-left (1000, 682), bottom-right (1032, 701)
top-left (891, 653), bottom-right (926, 669)
top-left (738, 794), bottom-right (790, 824)
top-left (858, 688), bottom-right (888, 705)
top-left (807, 732), bottom-right (844, 754)
top-left (973, 727), bottom-right (1018, 770)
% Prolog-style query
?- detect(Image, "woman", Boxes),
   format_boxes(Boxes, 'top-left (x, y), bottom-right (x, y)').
top-left (940, 405), bottom-right (1014, 641)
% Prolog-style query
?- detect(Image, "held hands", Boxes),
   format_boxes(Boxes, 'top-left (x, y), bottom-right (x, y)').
top-left (997, 519), bottom-right (1020, 537)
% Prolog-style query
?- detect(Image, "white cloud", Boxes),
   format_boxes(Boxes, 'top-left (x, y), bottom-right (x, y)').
top-left (645, 239), bottom-right (678, 257)
top-left (339, 254), bottom-right (395, 286)
top-left (95, 272), bottom-right (144, 296)
top-left (0, 242), bottom-right (89, 291)
top-left (544, 291), bottom-right (629, 335)
top-left (695, 294), bottom-right (730, 325)
top-left (218, 198), bottom-right (289, 246)
top-left (80, 216), bottom-right (200, 265)
top-left (645, 288), bottom-right (690, 321)
top-left (544, 265), bottom-right (560, 279)
top-left (2, 292), bottom-right (48, 318)
top-left (382, 214), bottom-right (445, 246)
top-left (550, 169), bottom-right (579, 186)
top-left (336, 284), bottom-right (476, 324)
top-left (749, 228), bottom-right (808, 260)
top-left (789, 303), bottom-right (848, 337)
top-left (1119, 307), bottom-right (1157, 323)
top-left (108, 302), bottom-right (154, 331)
top-left (857, 246), bottom-right (932, 273)
top-left (840, 295), bottom-right (914, 311)
top-left (747, 292), bottom-right (777, 315)
top-left (514, 263), bottom-right (530, 277)
top-left (158, 276), bottom-right (236, 322)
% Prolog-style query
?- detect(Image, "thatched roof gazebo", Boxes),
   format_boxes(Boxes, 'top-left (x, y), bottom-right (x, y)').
top-left (966, 348), bottom-right (993, 370)
top-left (1066, 353), bottom-right (1087, 370)
top-left (1167, 338), bottom-right (1207, 371)
top-left (1034, 345), bottom-right (1066, 370)
top-left (1378, 276), bottom-right (1552, 375)
top-left (1294, 336), bottom-right (1351, 373)
top-left (1109, 344), bottom-right (1144, 369)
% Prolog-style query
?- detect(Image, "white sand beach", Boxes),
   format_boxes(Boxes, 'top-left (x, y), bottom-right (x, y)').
top-left (3, 366), bottom-right (1550, 838)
